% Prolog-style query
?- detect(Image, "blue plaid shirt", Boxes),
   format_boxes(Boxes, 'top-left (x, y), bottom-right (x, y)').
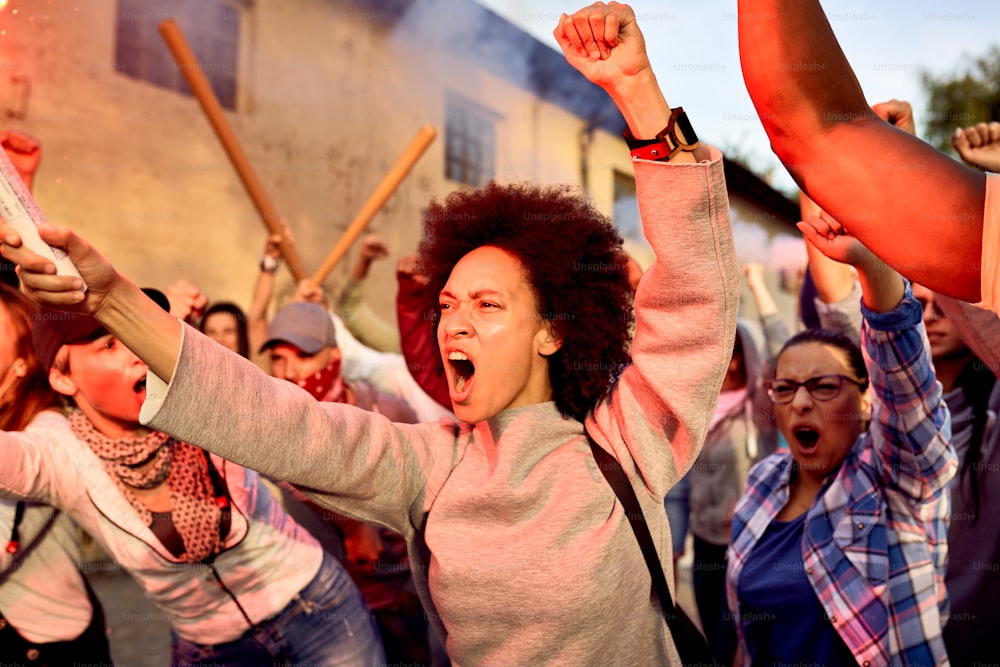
top-left (726, 286), bottom-right (955, 667)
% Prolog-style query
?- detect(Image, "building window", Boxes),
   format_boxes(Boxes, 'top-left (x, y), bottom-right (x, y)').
top-left (445, 96), bottom-right (497, 187)
top-left (613, 170), bottom-right (640, 240)
top-left (115, 0), bottom-right (243, 109)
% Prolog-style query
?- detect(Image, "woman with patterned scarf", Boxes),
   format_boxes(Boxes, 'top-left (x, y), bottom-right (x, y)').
top-left (0, 292), bottom-right (384, 666)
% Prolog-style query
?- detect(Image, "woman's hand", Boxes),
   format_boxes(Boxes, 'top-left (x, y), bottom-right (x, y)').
top-left (796, 212), bottom-right (871, 268)
top-left (742, 262), bottom-right (767, 290)
top-left (164, 279), bottom-right (208, 323)
top-left (871, 99), bottom-right (916, 136)
top-left (798, 213), bottom-right (903, 312)
top-left (953, 121), bottom-right (1000, 173)
top-left (553, 2), bottom-right (651, 91)
top-left (293, 278), bottom-right (327, 307)
top-left (554, 2), bottom-right (678, 146)
top-left (0, 221), bottom-right (118, 316)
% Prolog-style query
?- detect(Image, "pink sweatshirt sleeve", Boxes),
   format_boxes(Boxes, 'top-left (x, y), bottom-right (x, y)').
top-left (588, 146), bottom-right (740, 502)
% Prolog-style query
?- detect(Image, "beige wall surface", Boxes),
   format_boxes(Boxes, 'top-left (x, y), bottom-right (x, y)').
top-left (0, 0), bottom-right (798, 330)
top-left (0, 0), bottom-right (619, 319)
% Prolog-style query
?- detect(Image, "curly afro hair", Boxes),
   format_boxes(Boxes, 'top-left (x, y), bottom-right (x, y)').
top-left (418, 181), bottom-right (634, 422)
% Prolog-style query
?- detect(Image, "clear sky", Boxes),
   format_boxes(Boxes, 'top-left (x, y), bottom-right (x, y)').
top-left (478, 0), bottom-right (999, 194)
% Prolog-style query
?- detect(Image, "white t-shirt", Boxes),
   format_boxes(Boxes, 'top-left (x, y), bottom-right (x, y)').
top-left (0, 412), bottom-right (92, 643)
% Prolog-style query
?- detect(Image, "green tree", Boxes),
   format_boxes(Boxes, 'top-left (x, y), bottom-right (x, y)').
top-left (921, 45), bottom-right (1000, 153)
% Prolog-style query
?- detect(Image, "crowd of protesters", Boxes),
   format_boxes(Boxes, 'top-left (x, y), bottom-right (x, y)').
top-left (2, 2), bottom-right (1000, 666)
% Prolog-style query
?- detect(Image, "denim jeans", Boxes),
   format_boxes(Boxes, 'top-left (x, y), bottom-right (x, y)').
top-left (692, 534), bottom-right (736, 665)
top-left (664, 471), bottom-right (691, 555)
top-left (171, 551), bottom-right (385, 666)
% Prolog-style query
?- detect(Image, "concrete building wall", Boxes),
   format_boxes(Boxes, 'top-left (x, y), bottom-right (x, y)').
top-left (0, 0), bottom-right (624, 318)
top-left (0, 0), bottom-right (800, 332)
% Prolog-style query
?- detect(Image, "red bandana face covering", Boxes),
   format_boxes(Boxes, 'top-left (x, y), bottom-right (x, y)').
top-left (295, 356), bottom-right (345, 403)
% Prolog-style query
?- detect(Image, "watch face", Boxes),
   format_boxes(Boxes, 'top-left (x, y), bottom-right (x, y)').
top-left (675, 112), bottom-right (698, 147)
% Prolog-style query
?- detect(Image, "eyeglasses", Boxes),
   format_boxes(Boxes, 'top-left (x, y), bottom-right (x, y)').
top-left (765, 374), bottom-right (868, 404)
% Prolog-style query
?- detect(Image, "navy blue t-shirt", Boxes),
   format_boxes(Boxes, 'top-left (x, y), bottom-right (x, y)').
top-left (737, 512), bottom-right (856, 666)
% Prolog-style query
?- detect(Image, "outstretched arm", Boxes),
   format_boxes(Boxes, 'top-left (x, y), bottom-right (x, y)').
top-left (742, 262), bottom-right (778, 318)
top-left (738, 0), bottom-right (985, 301)
top-left (742, 262), bottom-right (791, 360)
top-left (0, 224), bottom-right (182, 382)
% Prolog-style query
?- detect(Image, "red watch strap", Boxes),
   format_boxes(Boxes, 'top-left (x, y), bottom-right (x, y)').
top-left (625, 107), bottom-right (699, 162)
top-left (630, 140), bottom-right (675, 161)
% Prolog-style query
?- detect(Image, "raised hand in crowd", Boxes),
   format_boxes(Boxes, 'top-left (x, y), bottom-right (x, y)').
top-left (742, 261), bottom-right (779, 318)
top-left (395, 255), bottom-right (429, 294)
top-left (352, 233), bottom-right (391, 281)
top-left (247, 223), bottom-right (293, 366)
top-left (0, 130), bottom-right (42, 190)
top-left (797, 212), bottom-right (903, 313)
top-left (293, 278), bottom-right (328, 307)
top-left (953, 121), bottom-right (1000, 173)
top-left (164, 278), bottom-right (208, 324)
top-left (555, 1), bottom-right (698, 162)
top-left (870, 98), bottom-right (916, 136)
top-left (337, 233), bottom-right (401, 353)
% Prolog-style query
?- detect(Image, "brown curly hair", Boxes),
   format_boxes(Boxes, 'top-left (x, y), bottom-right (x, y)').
top-left (418, 181), bottom-right (634, 421)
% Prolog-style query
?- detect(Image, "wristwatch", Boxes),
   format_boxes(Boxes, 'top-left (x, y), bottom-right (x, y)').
top-left (625, 107), bottom-right (700, 161)
top-left (258, 254), bottom-right (281, 274)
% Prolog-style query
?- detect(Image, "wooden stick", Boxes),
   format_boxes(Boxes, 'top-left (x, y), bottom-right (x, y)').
top-left (157, 19), bottom-right (309, 281)
top-left (309, 125), bottom-right (436, 287)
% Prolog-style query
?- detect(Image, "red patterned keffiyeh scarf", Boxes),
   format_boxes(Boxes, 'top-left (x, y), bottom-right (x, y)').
top-left (69, 409), bottom-right (223, 562)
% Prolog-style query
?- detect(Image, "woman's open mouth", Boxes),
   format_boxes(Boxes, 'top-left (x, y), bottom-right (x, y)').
top-left (793, 426), bottom-right (820, 452)
top-left (448, 351), bottom-right (476, 401)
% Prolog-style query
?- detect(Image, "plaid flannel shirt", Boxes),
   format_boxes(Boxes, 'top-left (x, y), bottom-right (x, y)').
top-left (726, 286), bottom-right (956, 667)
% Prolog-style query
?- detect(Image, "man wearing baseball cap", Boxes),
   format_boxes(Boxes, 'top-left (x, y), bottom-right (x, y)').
top-left (261, 301), bottom-right (430, 665)
top-left (2, 291), bottom-right (383, 665)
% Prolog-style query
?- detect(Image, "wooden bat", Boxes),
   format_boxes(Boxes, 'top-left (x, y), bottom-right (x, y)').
top-left (309, 125), bottom-right (436, 287)
top-left (158, 19), bottom-right (308, 281)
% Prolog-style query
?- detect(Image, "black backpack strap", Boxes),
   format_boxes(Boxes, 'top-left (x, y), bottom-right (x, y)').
top-left (588, 437), bottom-right (681, 622)
top-left (588, 435), bottom-right (717, 665)
top-left (2, 502), bottom-right (61, 585)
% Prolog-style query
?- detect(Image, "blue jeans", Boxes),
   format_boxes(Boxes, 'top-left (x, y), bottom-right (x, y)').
top-left (171, 551), bottom-right (385, 666)
top-left (664, 471), bottom-right (691, 555)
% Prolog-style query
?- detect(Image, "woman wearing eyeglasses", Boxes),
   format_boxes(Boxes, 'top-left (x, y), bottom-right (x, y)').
top-left (724, 215), bottom-right (956, 667)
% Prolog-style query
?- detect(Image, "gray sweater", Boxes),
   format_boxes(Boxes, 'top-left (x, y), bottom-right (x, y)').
top-left (142, 147), bottom-right (739, 666)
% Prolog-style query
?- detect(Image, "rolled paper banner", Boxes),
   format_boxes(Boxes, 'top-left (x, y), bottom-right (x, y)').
top-left (0, 149), bottom-right (85, 287)
top-left (158, 18), bottom-right (309, 281)
top-left (309, 125), bottom-right (436, 287)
